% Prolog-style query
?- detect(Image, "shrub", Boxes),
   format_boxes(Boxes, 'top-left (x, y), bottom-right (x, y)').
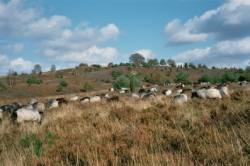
top-left (26, 76), bottom-right (43, 86)
top-left (175, 72), bottom-right (190, 84)
top-left (129, 74), bottom-right (141, 92)
top-left (0, 81), bottom-right (7, 91)
top-left (81, 82), bottom-right (94, 92)
top-left (56, 85), bottom-right (64, 92)
top-left (111, 70), bottom-right (124, 79)
top-left (60, 79), bottom-right (68, 87)
top-left (221, 72), bottom-right (240, 83)
top-left (198, 74), bottom-right (213, 83)
top-left (144, 73), bottom-right (167, 85)
top-left (113, 75), bottom-right (130, 89)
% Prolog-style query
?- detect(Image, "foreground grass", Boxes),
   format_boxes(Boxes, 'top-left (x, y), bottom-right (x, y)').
top-left (0, 91), bottom-right (250, 166)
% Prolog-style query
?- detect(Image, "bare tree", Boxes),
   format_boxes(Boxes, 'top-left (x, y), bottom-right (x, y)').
top-left (7, 69), bottom-right (16, 88)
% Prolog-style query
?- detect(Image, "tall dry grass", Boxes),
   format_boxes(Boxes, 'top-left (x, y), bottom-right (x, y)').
top-left (0, 91), bottom-right (250, 166)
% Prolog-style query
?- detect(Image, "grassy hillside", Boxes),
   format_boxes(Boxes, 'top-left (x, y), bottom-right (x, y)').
top-left (0, 88), bottom-right (250, 165)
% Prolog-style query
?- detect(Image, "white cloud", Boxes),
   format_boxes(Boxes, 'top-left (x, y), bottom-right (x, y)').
top-left (0, 53), bottom-right (8, 66)
top-left (134, 49), bottom-right (155, 59)
top-left (58, 46), bottom-right (118, 65)
top-left (10, 57), bottom-right (33, 72)
top-left (165, 0), bottom-right (250, 44)
top-left (174, 37), bottom-right (250, 67)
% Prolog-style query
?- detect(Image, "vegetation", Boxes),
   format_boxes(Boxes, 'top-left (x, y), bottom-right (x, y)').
top-left (175, 72), bottom-right (190, 84)
top-left (32, 64), bottom-right (42, 75)
top-left (1, 91), bottom-right (250, 165)
top-left (26, 76), bottom-right (43, 86)
top-left (129, 53), bottom-right (145, 66)
top-left (113, 75), bottom-right (130, 89)
top-left (0, 81), bottom-right (7, 91)
top-left (81, 82), bottom-right (94, 92)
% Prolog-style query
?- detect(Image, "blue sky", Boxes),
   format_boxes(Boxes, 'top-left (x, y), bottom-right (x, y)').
top-left (0, 0), bottom-right (249, 74)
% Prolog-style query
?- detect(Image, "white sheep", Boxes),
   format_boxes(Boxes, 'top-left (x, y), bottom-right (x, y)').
top-left (176, 89), bottom-right (183, 95)
top-left (48, 100), bottom-right (59, 109)
top-left (131, 93), bottom-right (140, 99)
top-left (70, 96), bottom-right (79, 101)
top-left (34, 102), bottom-right (46, 112)
top-left (206, 88), bottom-right (222, 99)
top-left (220, 86), bottom-right (230, 97)
top-left (164, 90), bottom-right (172, 96)
top-left (174, 94), bottom-right (188, 105)
top-left (15, 108), bottom-right (41, 123)
top-left (80, 97), bottom-right (90, 105)
top-left (90, 96), bottom-right (101, 103)
top-left (29, 98), bottom-right (38, 105)
top-left (196, 89), bottom-right (207, 99)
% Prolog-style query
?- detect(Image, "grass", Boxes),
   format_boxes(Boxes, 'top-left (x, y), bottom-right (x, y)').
top-left (0, 89), bottom-right (250, 166)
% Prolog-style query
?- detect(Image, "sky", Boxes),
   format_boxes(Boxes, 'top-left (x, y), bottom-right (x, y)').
top-left (0, 0), bottom-right (249, 75)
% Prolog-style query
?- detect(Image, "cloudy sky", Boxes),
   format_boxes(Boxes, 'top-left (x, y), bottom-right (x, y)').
top-left (0, 0), bottom-right (249, 74)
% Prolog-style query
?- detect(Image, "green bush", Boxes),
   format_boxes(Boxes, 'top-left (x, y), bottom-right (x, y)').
top-left (81, 82), bottom-right (94, 92)
top-left (221, 72), bottom-right (240, 83)
top-left (20, 132), bottom-right (57, 157)
top-left (175, 72), bottom-right (190, 84)
top-left (0, 81), bottom-right (7, 91)
top-left (60, 79), bottom-right (68, 87)
top-left (111, 70), bottom-right (124, 79)
top-left (113, 75), bottom-right (130, 89)
top-left (129, 74), bottom-right (141, 92)
top-left (26, 76), bottom-right (43, 86)
top-left (56, 85), bottom-right (64, 92)
top-left (144, 73), bottom-right (167, 85)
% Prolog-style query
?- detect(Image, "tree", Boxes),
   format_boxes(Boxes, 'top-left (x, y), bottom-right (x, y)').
top-left (7, 69), bottom-right (16, 88)
top-left (51, 65), bottom-right (56, 73)
top-left (160, 59), bottom-right (166, 66)
top-left (167, 59), bottom-right (176, 68)
top-left (108, 63), bottom-right (114, 68)
top-left (129, 73), bottom-right (141, 92)
top-left (32, 64), bottom-right (42, 75)
top-left (246, 62), bottom-right (250, 72)
top-left (129, 53), bottom-right (145, 66)
top-left (147, 59), bottom-right (159, 67)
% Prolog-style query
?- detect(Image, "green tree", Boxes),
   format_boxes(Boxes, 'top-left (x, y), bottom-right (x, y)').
top-left (113, 75), bottom-right (130, 89)
top-left (51, 65), bottom-right (56, 73)
top-left (167, 59), bottom-right (176, 68)
top-left (32, 64), bottom-right (42, 75)
top-left (129, 53), bottom-right (145, 66)
top-left (129, 73), bottom-right (141, 92)
top-left (160, 59), bottom-right (166, 66)
top-left (147, 59), bottom-right (159, 67)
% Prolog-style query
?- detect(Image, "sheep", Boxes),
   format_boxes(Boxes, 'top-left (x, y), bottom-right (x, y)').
top-left (131, 93), bottom-right (140, 99)
top-left (80, 97), bottom-right (90, 105)
top-left (176, 89), bottom-right (183, 95)
top-left (47, 99), bottom-right (59, 109)
top-left (0, 102), bottom-right (21, 115)
top-left (109, 88), bottom-right (114, 92)
top-left (90, 96), bottom-right (102, 103)
top-left (12, 108), bottom-right (41, 123)
top-left (69, 96), bottom-right (79, 101)
top-left (206, 88), bottom-right (222, 99)
top-left (141, 92), bottom-right (156, 99)
top-left (150, 87), bottom-right (158, 93)
top-left (192, 89), bottom-right (207, 99)
top-left (174, 94), bottom-right (188, 105)
top-left (29, 98), bottom-right (38, 105)
top-left (56, 98), bottom-right (68, 106)
top-left (138, 88), bottom-right (146, 94)
top-left (220, 86), bottom-right (230, 97)
top-left (33, 102), bottom-right (46, 113)
top-left (162, 89), bottom-right (172, 96)
top-left (107, 96), bottom-right (119, 102)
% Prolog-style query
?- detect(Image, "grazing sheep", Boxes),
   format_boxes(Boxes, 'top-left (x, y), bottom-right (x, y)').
top-left (107, 96), bottom-right (119, 102)
top-left (69, 96), bottom-right (79, 101)
top-left (176, 89), bottom-right (183, 95)
top-left (0, 102), bottom-right (21, 115)
top-left (56, 98), bottom-right (68, 106)
top-left (150, 87), bottom-right (158, 93)
top-left (138, 88), bottom-right (146, 94)
top-left (109, 88), bottom-right (114, 92)
top-left (80, 97), bottom-right (90, 105)
top-left (12, 108), bottom-right (41, 123)
top-left (141, 92), bottom-right (156, 99)
top-left (220, 86), bottom-right (230, 97)
top-left (174, 94), bottom-right (188, 105)
top-left (33, 102), bottom-right (46, 113)
top-left (48, 99), bottom-right (59, 109)
top-left (206, 88), bottom-right (222, 99)
top-left (131, 93), bottom-right (140, 99)
top-left (90, 96), bottom-right (102, 103)
top-left (23, 104), bottom-right (34, 110)
top-left (29, 99), bottom-right (38, 105)
top-left (162, 89), bottom-right (172, 96)
top-left (193, 89), bottom-right (207, 99)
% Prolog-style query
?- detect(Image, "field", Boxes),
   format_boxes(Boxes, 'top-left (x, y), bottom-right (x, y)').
top-left (0, 87), bottom-right (250, 165)
top-left (0, 66), bottom-right (250, 165)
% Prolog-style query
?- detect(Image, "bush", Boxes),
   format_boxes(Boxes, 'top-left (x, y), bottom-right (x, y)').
top-left (60, 79), bottom-right (68, 87)
top-left (129, 74), bottom-right (141, 92)
top-left (198, 74), bottom-right (213, 83)
top-left (56, 85), bottom-right (64, 92)
top-left (81, 82), bottom-right (94, 92)
top-left (20, 132), bottom-right (57, 157)
top-left (221, 72), bottom-right (240, 83)
top-left (144, 73), bottom-right (167, 85)
top-left (113, 75), bottom-right (130, 89)
top-left (0, 81), bottom-right (7, 91)
top-left (112, 70), bottom-right (124, 79)
top-left (26, 76), bottom-right (43, 86)
top-left (175, 72), bottom-right (190, 84)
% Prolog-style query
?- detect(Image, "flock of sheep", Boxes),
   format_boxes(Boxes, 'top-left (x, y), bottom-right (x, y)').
top-left (0, 81), bottom-right (247, 124)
